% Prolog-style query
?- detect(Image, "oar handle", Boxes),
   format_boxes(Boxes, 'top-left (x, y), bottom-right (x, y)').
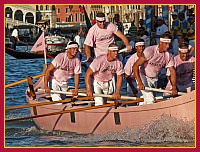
top-left (118, 48), bottom-right (127, 54)
top-left (38, 89), bottom-right (137, 100)
top-left (145, 87), bottom-right (186, 95)
top-left (5, 73), bottom-right (45, 88)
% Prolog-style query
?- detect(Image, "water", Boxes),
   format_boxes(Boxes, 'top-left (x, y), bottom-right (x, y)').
top-left (5, 46), bottom-right (195, 147)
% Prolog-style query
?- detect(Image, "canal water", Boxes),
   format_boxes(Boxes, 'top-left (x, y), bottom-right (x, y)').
top-left (5, 46), bottom-right (195, 148)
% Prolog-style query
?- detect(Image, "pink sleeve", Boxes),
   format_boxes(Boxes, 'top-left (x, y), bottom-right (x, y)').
top-left (51, 53), bottom-right (63, 68)
top-left (108, 22), bottom-right (118, 34)
top-left (143, 47), bottom-right (154, 61)
top-left (165, 54), bottom-right (174, 68)
top-left (124, 59), bottom-right (132, 76)
top-left (89, 58), bottom-right (101, 72)
top-left (84, 28), bottom-right (94, 47)
top-left (116, 61), bottom-right (124, 75)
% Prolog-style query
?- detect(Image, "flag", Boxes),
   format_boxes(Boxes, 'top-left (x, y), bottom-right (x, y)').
top-left (83, 5), bottom-right (92, 29)
top-left (31, 32), bottom-right (45, 53)
top-left (30, 32), bottom-right (47, 64)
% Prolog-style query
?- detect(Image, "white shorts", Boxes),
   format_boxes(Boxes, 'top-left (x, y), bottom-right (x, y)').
top-left (50, 79), bottom-right (68, 101)
top-left (139, 74), bottom-right (158, 105)
top-left (93, 78), bottom-right (115, 106)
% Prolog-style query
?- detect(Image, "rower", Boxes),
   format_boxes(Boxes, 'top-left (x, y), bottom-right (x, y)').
top-left (133, 33), bottom-right (178, 105)
top-left (85, 43), bottom-right (124, 106)
top-left (124, 39), bottom-right (145, 98)
top-left (164, 41), bottom-right (195, 95)
top-left (44, 41), bottom-right (81, 101)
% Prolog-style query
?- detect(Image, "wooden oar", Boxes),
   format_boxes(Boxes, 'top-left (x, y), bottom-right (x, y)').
top-left (5, 99), bottom-right (143, 122)
top-left (118, 48), bottom-right (127, 53)
top-left (5, 96), bottom-right (93, 111)
top-left (38, 89), bottom-right (138, 100)
top-left (5, 73), bottom-right (45, 88)
top-left (145, 87), bottom-right (186, 95)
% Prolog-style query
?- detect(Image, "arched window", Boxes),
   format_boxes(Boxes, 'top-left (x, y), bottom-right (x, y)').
top-left (5, 7), bottom-right (12, 18)
top-left (14, 10), bottom-right (23, 21)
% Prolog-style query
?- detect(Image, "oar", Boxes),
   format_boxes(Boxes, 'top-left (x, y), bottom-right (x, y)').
top-left (38, 89), bottom-right (138, 100)
top-left (118, 48), bottom-right (127, 53)
top-left (145, 87), bottom-right (186, 95)
top-left (5, 96), bottom-right (93, 111)
top-left (5, 73), bottom-right (45, 88)
top-left (5, 99), bottom-right (144, 122)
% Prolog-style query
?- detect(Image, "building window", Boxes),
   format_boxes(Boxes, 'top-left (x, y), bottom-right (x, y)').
top-left (57, 18), bottom-right (60, 22)
top-left (36, 5), bottom-right (39, 11)
top-left (80, 14), bottom-right (82, 22)
top-left (71, 15), bottom-right (73, 22)
top-left (111, 6), bottom-right (114, 13)
top-left (52, 5), bottom-right (56, 11)
top-left (75, 13), bottom-right (78, 22)
top-left (57, 8), bottom-right (60, 13)
top-left (66, 8), bottom-right (70, 13)
top-left (40, 5), bottom-right (43, 10)
top-left (46, 5), bottom-right (49, 10)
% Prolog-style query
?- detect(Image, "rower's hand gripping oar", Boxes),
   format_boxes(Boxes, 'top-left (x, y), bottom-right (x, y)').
top-left (145, 87), bottom-right (186, 95)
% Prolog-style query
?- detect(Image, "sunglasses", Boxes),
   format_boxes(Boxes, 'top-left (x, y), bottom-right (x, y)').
top-left (97, 20), bottom-right (106, 23)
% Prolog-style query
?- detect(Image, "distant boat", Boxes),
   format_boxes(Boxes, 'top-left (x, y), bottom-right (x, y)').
top-left (5, 47), bottom-right (46, 59)
top-left (5, 47), bottom-right (60, 59)
top-left (5, 37), bottom-right (13, 48)
top-left (45, 35), bottom-right (67, 55)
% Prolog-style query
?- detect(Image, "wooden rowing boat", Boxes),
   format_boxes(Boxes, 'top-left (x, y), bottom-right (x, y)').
top-left (25, 76), bottom-right (195, 134)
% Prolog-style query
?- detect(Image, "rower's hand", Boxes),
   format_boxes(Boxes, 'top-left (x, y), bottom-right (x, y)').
top-left (137, 83), bottom-right (145, 90)
top-left (86, 89), bottom-right (93, 97)
top-left (72, 89), bottom-right (78, 96)
top-left (126, 45), bottom-right (132, 51)
top-left (112, 92), bottom-right (121, 100)
top-left (171, 88), bottom-right (178, 95)
top-left (44, 86), bottom-right (51, 93)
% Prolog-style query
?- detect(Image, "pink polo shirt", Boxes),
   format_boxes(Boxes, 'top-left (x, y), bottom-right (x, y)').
top-left (51, 53), bottom-right (81, 82)
top-left (140, 45), bottom-right (174, 78)
top-left (89, 55), bottom-right (124, 82)
top-left (84, 22), bottom-right (118, 57)
top-left (124, 53), bottom-right (139, 80)
top-left (166, 54), bottom-right (195, 85)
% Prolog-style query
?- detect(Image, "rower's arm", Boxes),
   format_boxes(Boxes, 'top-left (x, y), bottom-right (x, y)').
top-left (132, 57), bottom-right (146, 90)
top-left (44, 63), bottom-right (55, 93)
top-left (168, 66), bottom-right (177, 95)
top-left (84, 44), bottom-right (91, 59)
top-left (85, 67), bottom-right (94, 96)
top-left (73, 74), bottom-right (80, 96)
top-left (115, 30), bottom-right (132, 50)
top-left (115, 74), bottom-right (123, 94)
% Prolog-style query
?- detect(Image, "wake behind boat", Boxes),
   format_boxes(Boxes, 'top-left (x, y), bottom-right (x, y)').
top-left (18, 76), bottom-right (195, 134)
